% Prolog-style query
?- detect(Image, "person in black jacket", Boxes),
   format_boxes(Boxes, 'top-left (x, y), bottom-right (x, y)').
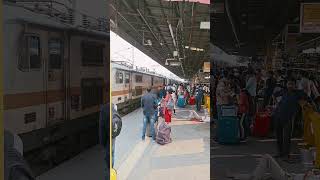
top-left (273, 79), bottom-right (307, 162)
top-left (4, 130), bottom-right (35, 180)
top-left (99, 103), bottom-right (122, 179)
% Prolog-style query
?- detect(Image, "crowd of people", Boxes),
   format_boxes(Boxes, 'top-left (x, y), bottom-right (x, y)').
top-left (141, 83), bottom-right (210, 142)
top-left (213, 65), bottom-right (320, 163)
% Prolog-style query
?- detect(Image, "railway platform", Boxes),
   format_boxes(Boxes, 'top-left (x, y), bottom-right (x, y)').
top-left (211, 131), bottom-right (307, 179)
top-left (36, 145), bottom-right (106, 180)
top-left (114, 105), bottom-right (210, 180)
top-left (34, 104), bottom-right (210, 180)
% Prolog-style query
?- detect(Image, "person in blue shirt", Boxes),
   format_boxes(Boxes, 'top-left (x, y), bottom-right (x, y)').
top-left (141, 87), bottom-right (157, 141)
top-left (273, 78), bottom-right (307, 162)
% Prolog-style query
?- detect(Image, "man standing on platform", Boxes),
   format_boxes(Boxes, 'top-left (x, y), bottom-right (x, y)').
top-left (273, 79), bottom-right (307, 162)
top-left (196, 85), bottom-right (204, 111)
top-left (141, 87), bottom-right (157, 141)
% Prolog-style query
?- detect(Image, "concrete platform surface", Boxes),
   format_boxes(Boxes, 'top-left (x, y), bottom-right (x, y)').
top-left (115, 106), bottom-right (210, 180)
top-left (37, 145), bottom-right (106, 180)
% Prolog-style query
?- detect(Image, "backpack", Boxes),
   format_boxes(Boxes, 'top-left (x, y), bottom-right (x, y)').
top-left (4, 131), bottom-right (35, 180)
top-left (112, 104), bottom-right (122, 138)
top-left (156, 118), bottom-right (172, 145)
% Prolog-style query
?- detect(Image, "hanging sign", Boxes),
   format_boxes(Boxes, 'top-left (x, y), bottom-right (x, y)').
top-left (300, 3), bottom-right (320, 33)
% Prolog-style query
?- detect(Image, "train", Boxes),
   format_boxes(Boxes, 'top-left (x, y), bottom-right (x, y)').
top-left (3, 2), bottom-right (109, 174)
top-left (111, 61), bottom-right (181, 114)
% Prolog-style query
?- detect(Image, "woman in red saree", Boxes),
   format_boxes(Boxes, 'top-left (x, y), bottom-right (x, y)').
top-left (163, 90), bottom-right (174, 123)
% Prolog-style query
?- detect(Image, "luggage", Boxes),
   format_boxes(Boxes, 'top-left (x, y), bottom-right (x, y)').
top-left (252, 111), bottom-right (271, 137)
top-left (177, 95), bottom-right (186, 108)
top-left (156, 118), bottom-right (172, 145)
top-left (217, 106), bottom-right (240, 144)
top-left (111, 104), bottom-right (122, 139)
top-left (189, 96), bottom-right (196, 105)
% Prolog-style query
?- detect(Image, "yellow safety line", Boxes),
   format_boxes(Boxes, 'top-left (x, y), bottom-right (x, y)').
top-left (0, 0), bottom-right (3, 179)
top-left (0, 0), bottom-right (4, 179)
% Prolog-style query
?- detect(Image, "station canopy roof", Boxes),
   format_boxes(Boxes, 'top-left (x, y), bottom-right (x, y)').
top-left (211, 0), bottom-right (319, 57)
top-left (110, 0), bottom-right (210, 78)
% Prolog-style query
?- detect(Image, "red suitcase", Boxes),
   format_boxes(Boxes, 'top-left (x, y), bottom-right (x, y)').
top-left (189, 96), bottom-right (196, 105)
top-left (252, 111), bottom-right (271, 137)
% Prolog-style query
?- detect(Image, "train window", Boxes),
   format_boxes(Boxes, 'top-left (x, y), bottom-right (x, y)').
top-left (49, 39), bottom-right (63, 69)
top-left (19, 35), bottom-right (41, 71)
top-left (81, 41), bottom-right (104, 66)
top-left (125, 73), bottom-right (130, 84)
top-left (24, 112), bottom-right (36, 124)
top-left (116, 71), bottom-right (123, 84)
top-left (135, 74), bottom-right (143, 83)
top-left (135, 86), bottom-right (143, 96)
top-left (151, 77), bottom-right (154, 86)
top-left (81, 78), bottom-right (104, 109)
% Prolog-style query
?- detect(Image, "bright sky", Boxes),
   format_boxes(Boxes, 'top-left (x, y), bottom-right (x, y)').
top-left (110, 31), bottom-right (183, 81)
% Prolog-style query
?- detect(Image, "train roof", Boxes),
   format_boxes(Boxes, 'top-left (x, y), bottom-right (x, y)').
top-left (4, 2), bottom-right (109, 38)
top-left (111, 61), bottom-right (169, 79)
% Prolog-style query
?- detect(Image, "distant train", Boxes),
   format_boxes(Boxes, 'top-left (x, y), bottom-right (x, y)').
top-left (111, 61), bottom-right (181, 114)
top-left (3, 2), bottom-right (108, 173)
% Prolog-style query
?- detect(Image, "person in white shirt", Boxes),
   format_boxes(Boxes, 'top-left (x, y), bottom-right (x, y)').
top-left (246, 70), bottom-right (257, 97)
top-left (171, 91), bottom-right (177, 114)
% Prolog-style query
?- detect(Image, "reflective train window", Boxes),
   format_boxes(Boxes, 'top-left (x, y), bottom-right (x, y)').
top-left (81, 78), bottom-right (104, 109)
top-left (125, 72), bottom-right (130, 83)
top-left (19, 35), bottom-right (41, 71)
top-left (49, 39), bottom-right (63, 69)
top-left (135, 74), bottom-right (142, 83)
top-left (81, 41), bottom-right (104, 66)
top-left (116, 71), bottom-right (123, 84)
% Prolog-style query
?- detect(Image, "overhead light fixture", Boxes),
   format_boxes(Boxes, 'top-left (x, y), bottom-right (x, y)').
top-left (190, 47), bottom-right (197, 51)
top-left (169, 61), bottom-right (181, 66)
top-left (185, 46), bottom-right (189, 49)
top-left (173, 51), bottom-right (178, 57)
top-left (199, 49), bottom-right (204, 52)
top-left (200, 22), bottom-right (210, 29)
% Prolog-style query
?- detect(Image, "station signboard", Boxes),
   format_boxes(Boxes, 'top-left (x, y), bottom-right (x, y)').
top-left (300, 3), bottom-right (320, 33)
top-left (203, 62), bottom-right (210, 72)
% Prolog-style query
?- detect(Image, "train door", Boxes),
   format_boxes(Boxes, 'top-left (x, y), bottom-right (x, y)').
top-left (44, 32), bottom-right (66, 125)
top-left (125, 71), bottom-right (130, 101)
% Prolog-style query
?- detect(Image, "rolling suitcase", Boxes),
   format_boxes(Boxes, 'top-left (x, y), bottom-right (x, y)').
top-left (177, 95), bottom-right (186, 108)
top-left (217, 106), bottom-right (240, 144)
top-left (252, 111), bottom-right (271, 137)
top-left (189, 96), bottom-right (196, 105)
